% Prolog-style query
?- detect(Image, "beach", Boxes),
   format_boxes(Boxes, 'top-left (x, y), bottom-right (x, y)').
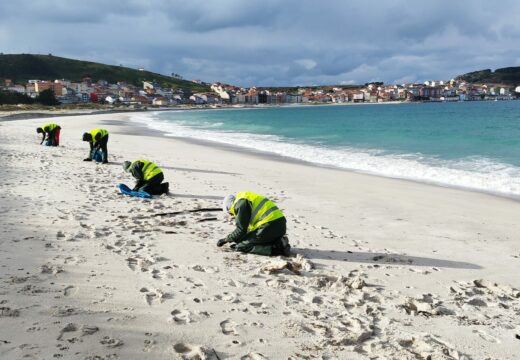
top-left (1, 113), bottom-right (520, 359)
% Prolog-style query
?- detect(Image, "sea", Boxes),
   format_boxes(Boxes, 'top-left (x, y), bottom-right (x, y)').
top-left (130, 101), bottom-right (520, 199)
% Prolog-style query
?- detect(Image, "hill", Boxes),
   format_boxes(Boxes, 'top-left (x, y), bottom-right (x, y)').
top-left (0, 54), bottom-right (210, 92)
top-left (456, 67), bottom-right (520, 85)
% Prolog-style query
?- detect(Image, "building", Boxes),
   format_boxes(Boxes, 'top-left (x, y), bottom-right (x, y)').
top-left (33, 81), bottom-right (64, 96)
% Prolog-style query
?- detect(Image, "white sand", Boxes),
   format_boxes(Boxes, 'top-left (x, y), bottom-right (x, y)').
top-left (0, 113), bottom-right (519, 359)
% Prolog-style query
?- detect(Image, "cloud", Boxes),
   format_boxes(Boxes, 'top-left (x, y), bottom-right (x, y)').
top-left (1, 0), bottom-right (520, 86)
top-left (294, 59), bottom-right (317, 70)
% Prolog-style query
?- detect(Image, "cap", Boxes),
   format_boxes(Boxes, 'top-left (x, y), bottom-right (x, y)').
top-left (222, 194), bottom-right (236, 213)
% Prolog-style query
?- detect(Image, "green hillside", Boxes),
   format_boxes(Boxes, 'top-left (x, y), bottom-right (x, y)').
top-left (456, 67), bottom-right (520, 85)
top-left (0, 54), bottom-right (210, 92)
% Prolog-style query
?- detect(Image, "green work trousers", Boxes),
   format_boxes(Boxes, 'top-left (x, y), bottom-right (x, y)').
top-left (234, 217), bottom-right (287, 256)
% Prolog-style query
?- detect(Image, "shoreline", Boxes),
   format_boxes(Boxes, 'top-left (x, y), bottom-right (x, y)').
top-left (0, 99), bottom-right (440, 121)
top-left (2, 96), bottom-right (518, 121)
top-left (125, 111), bottom-right (520, 203)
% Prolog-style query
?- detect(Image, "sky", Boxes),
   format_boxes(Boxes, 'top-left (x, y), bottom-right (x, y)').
top-left (1, 0), bottom-right (520, 87)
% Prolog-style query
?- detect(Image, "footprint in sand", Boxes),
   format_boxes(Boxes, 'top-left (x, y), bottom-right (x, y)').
top-left (127, 257), bottom-right (153, 272)
top-left (249, 302), bottom-right (267, 309)
top-left (81, 325), bottom-right (99, 336)
top-left (220, 319), bottom-right (238, 335)
top-left (100, 336), bottom-right (124, 348)
top-left (473, 329), bottom-right (501, 343)
top-left (190, 264), bottom-right (219, 273)
top-left (52, 306), bottom-right (81, 317)
top-left (170, 309), bottom-right (210, 324)
top-left (151, 269), bottom-right (164, 279)
top-left (143, 338), bottom-right (156, 352)
top-left (41, 263), bottom-right (64, 275)
top-left (0, 306), bottom-right (20, 317)
top-left (170, 309), bottom-right (193, 324)
top-left (214, 293), bottom-right (240, 303)
top-left (172, 343), bottom-right (218, 360)
top-left (241, 353), bottom-right (268, 360)
top-left (56, 323), bottom-right (78, 341)
top-left (466, 297), bottom-right (488, 307)
top-left (142, 332), bottom-right (156, 352)
top-left (63, 286), bottom-right (77, 297)
top-left (141, 287), bottom-right (173, 305)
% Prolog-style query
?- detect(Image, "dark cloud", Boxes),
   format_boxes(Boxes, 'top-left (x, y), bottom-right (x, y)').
top-left (161, 0), bottom-right (280, 32)
top-left (1, 0), bottom-right (520, 86)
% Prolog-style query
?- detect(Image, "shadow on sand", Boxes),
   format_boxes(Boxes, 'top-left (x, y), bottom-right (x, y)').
top-left (166, 193), bottom-right (223, 200)
top-left (107, 161), bottom-right (239, 175)
top-left (296, 248), bottom-right (481, 270)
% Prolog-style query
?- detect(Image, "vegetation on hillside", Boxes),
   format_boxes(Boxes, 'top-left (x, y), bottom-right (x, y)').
top-left (0, 90), bottom-right (35, 104)
top-left (0, 54), bottom-right (210, 92)
top-left (0, 88), bottom-right (59, 105)
top-left (456, 67), bottom-right (520, 85)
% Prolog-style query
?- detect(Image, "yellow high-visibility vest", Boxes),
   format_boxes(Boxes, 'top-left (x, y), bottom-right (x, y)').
top-left (135, 160), bottom-right (162, 181)
top-left (90, 128), bottom-right (108, 143)
top-left (231, 191), bottom-right (284, 232)
top-left (42, 123), bottom-right (59, 132)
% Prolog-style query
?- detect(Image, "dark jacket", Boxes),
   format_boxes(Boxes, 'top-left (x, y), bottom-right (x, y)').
top-left (128, 161), bottom-right (147, 189)
top-left (226, 199), bottom-right (252, 243)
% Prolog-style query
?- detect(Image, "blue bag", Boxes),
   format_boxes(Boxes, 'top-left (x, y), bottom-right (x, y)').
top-left (93, 149), bottom-right (104, 163)
top-left (118, 184), bottom-right (152, 199)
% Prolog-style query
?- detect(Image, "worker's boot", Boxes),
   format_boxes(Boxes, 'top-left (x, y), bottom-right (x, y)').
top-left (280, 235), bottom-right (291, 257)
top-left (161, 182), bottom-right (170, 194)
top-left (272, 236), bottom-right (291, 257)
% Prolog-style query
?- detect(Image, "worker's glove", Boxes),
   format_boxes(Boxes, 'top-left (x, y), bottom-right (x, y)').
top-left (216, 238), bottom-right (227, 247)
top-left (83, 158), bottom-right (92, 161)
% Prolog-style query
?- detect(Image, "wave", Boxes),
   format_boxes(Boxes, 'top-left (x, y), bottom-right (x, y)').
top-left (131, 112), bottom-right (520, 198)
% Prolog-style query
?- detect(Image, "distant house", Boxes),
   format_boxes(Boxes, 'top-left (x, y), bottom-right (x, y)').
top-left (152, 96), bottom-right (168, 106)
top-left (189, 94), bottom-right (206, 104)
top-left (232, 94), bottom-right (246, 104)
top-left (6, 85), bottom-right (26, 94)
top-left (419, 86), bottom-right (443, 99)
top-left (286, 94), bottom-right (302, 103)
top-left (352, 92), bottom-right (364, 102)
top-left (143, 81), bottom-right (154, 91)
top-left (57, 93), bottom-right (79, 104)
top-left (77, 93), bottom-right (90, 103)
top-left (33, 81), bottom-right (64, 96)
top-left (131, 95), bottom-right (150, 104)
top-left (245, 94), bottom-right (258, 104)
top-left (172, 95), bottom-right (184, 104)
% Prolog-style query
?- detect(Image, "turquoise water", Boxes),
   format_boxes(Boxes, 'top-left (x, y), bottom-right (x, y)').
top-left (132, 101), bottom-right (520, 197)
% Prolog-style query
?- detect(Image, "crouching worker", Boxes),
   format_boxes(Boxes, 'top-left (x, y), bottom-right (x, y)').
top-left (217, 192), bottom-right (291, 256)
top-left (36, 123), bottom-right (61, 146)
top-left (82, 128), bottom-right (109, 163)
top-left (123, 160), bottom-right (169, 195)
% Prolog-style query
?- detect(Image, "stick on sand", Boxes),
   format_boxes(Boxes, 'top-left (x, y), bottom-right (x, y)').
top-left (154, 207), bottom-right (222, 217)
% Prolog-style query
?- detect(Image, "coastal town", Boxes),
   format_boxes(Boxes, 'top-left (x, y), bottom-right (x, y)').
top-left (1, 75), bottom-right (519, 108)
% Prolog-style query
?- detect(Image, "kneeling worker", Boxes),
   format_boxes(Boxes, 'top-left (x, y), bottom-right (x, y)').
top-left (36, 123), bottom-right (61, 146)
top-left (82, 128), bottom-right (109, 163)
top-left (123, 160), bottom-right (169, 195)
top-left (218, 192), bottom-right (291, 256)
